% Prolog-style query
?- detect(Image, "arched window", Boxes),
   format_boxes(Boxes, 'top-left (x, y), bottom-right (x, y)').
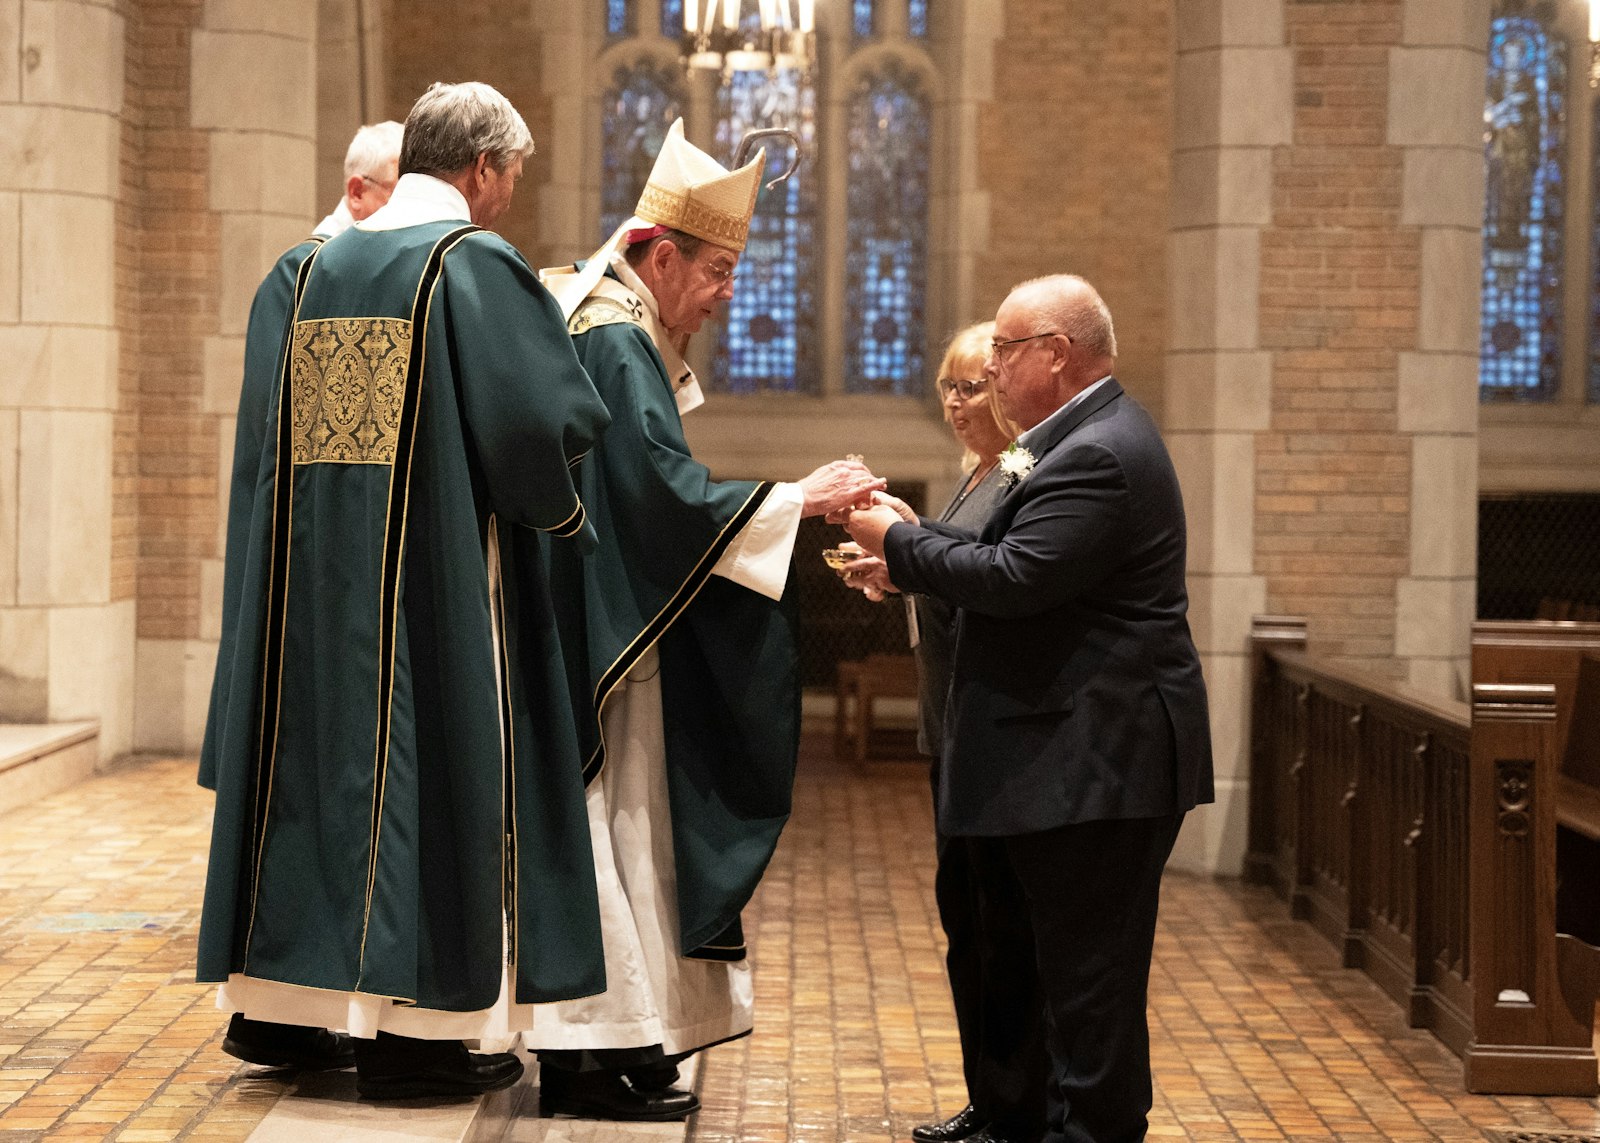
top-left (608, 0), bottom-right (629, 37)
top-left (845, 68), bottom-right (930, 395)
top-left (1481, 8), bottom-right (1567, 402)
top-left (712, 68), bottom-right (819, 394)
top-left (600, 62), bottom-right (684, 240)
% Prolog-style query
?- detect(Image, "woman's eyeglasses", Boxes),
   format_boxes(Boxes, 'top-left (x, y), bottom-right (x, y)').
top-left (936, 378), bottom-right (989, 400)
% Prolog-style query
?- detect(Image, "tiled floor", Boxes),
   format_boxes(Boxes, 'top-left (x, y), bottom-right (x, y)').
top-left (0, 740), bottom-right (1596, 1142)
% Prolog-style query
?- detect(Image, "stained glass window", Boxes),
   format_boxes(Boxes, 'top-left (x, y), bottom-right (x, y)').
top-left (854, 0), bottom-right (873, 38)
top-left (601, 64), bottom-right (684, 240)
top-left (608, 0), bottom-right (628, 36)
top-left (711, 69), bottom-right (818, 394)
top-left (909, 0), bottom-right (928, 37)
top-left (662, 0), bottom-right (683, 35)
top-left (1481, 12), bottom-right (1566, 402)
top-left (845, 71), bottom-right (930, 396)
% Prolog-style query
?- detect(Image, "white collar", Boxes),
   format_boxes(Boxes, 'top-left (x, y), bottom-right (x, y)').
top-left (357, 173), bottom-right (472, 231)
top-left (312, 198), bottom-right (355, 239)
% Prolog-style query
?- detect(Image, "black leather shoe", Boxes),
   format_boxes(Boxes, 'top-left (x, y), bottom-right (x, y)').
top-left (538, 1066), bottom-right (699, 1121)
top-left (355, 1032), bottom-right (523, 1100)
top-left (221, 1014), bottom-right (355, 1071)
top-left (912, 1104), bottom-right (988, 1142)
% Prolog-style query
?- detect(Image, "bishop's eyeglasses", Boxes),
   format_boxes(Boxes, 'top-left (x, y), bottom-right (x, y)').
top-left (936, 377), bottom-right (989, 401)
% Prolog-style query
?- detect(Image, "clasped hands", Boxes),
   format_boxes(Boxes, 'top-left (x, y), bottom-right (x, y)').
top-left (807, 461), bottom-right (918, 600)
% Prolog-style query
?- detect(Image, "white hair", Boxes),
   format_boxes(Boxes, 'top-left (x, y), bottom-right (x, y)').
top-left (1013, 274), bottom-right (1117, 359)
top-left (343, 120), bottom-right (404, 181)
top-left (399, 81), bottom-right (535, 176)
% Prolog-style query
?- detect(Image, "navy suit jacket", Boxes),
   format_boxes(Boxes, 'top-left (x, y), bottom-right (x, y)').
top-left (884, 378), bottom-right (1213, 837)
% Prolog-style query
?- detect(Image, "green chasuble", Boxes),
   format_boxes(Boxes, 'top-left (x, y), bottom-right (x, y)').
top-left (525, 273), bottom-right (801, 962)
top-left (197, 222), bottom-right (612, 1010)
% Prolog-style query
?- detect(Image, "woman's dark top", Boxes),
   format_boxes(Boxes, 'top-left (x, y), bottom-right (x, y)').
top-left (912, 461), bottom-right (1007, 758)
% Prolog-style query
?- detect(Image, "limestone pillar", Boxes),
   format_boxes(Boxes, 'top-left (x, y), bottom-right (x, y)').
top-left (0, 0), bottom-right (134, 756)
top-left (134, 0), bottom-right (316, 753)
top-left (1390, 0), bottom-right (1486, 697)
top-left (1165, 0), bottom-right (1290, 874)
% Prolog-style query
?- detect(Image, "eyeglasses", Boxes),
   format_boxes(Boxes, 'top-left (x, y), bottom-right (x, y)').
top-left (989, 331), bottom-right (1069, 359)
top-left (359, 174), bottom-right (396, 192)
top-left (936, 377), bottom-right (989, 400)
top-left (698, 259), bottom-right (738, 285)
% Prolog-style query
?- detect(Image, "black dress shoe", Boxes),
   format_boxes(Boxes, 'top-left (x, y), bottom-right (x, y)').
top-left (354, 1032), bottom-right (523, 1100)
top-left (538, 1066), bottom-right (699, 1121)
top-left (912, 1104), bottom-right (988, 1142)
top-left (221, 1014), bottom-right (355, 1071)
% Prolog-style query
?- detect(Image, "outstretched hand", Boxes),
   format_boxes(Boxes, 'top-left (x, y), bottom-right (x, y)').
top-left (798, 460), bottom-right (888, 518)
top-left (829, 543), bottom-right (898, 602)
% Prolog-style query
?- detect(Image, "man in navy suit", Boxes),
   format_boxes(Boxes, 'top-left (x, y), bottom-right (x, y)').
top-left (844, 274), bottom-right (1213, 1143)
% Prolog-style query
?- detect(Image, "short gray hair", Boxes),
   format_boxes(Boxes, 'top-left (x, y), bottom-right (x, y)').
top-left (399, 82), bottom-right (535, 177)
top-left (343, 120), bottom-right (404, 181)
top-left (1015, 274), bottom-right (1118, 359)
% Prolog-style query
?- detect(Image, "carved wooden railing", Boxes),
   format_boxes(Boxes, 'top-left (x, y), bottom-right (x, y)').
top-left (1246, 616), bottom-right (1600, 1097)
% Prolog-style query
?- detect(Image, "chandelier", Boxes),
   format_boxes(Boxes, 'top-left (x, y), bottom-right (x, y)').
top-left (682, 0), bottom-right (815, 78)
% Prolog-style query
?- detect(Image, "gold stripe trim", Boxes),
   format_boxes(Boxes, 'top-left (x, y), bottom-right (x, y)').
top-left (357, 226), bottom-right (483, 986)
top-left (544, 499), bottom-right (586, 538)
top-left (635, 184), bottom-right (751, 251)
top-left (584, 482), bottom-right (771, 783)
top-left (242, 238), bottom-right (327, 972)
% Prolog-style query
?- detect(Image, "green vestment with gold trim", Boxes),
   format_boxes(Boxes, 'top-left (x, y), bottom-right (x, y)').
top-left (523, 291), bottom-right (801, 962)
top-left (197, 221), bottom-right (613, 1010)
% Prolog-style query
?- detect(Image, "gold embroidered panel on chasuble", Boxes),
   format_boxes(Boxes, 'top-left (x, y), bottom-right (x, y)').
top-left (290, 318), bottom-right (412, 465)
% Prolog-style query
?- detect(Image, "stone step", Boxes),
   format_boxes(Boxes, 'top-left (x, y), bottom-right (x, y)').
top-left (0, 721), bottom-right (99, 817)
top-left (243, 1057), bottom-right (697, 1143)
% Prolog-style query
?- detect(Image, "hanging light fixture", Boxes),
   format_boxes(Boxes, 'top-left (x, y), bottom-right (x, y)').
top-left (683, 0), bottom-right (815, 79)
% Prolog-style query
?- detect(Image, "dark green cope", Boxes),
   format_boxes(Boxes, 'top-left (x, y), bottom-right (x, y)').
top-left (197, 221), bottom-right (613, 1011)
top-left (521, 291), bottom-right (801, 963)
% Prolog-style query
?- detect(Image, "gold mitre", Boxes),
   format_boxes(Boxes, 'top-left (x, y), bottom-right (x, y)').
top-left (633, 119), bottom-right (765, 252)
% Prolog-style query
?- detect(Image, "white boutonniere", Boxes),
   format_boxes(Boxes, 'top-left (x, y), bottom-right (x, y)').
top-left (998, 442), bottom-right (1036, 489)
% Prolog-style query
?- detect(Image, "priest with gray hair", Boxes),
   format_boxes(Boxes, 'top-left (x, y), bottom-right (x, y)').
top-left (196, 81), bottom-right (612, 1101)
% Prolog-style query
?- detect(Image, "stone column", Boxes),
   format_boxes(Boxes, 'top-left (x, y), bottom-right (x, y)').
top-left (134, 0), bottom-right (315, 753)
top-left (1165, 0), bottom-right (1290, 874)
top-left (0, 0), bottom-right (134, 756)
top-left (1390, 0), bottom-right (1485, 698)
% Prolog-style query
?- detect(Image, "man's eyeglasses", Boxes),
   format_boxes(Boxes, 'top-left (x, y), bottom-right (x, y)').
top-left (359, 174), bottom-right (396, 192)
top-left (699, 259), bottom-right (738, 285)
top-left (936, 377), bottom-right (989, 400)
top-left (989, 331), bottom-right (1069, 359)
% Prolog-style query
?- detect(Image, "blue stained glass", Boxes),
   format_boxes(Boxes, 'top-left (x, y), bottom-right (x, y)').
top-left (854, 0), bottom-right (873, 38)
top-left (909, 0), bottom-right (928, 37)
top-left (845, 72), bottom-right (930, 396)
top-left (601, 64), bottom-right (684, 239)
top-left (1481, 14), bottom-right (1565, 402)
top-left (662, 0), bottom-right (683, 35)
top-left (608, 0), bottom-right (628, 36)
top-left (712, 69), bottom-right (818, 395)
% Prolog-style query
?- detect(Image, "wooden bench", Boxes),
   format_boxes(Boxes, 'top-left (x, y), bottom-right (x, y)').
top-left (833, 653), bottom-right (920, 762)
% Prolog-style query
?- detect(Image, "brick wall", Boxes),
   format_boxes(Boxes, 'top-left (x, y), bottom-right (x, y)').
top-left (976, 0), bottom-right (1172, 415)
top-left (386, 0), bottom-right (552, 258)
top-left (1256, 0), bottom-right (1416, 674)
top-left (118, 0), bottom-right (222, 643)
